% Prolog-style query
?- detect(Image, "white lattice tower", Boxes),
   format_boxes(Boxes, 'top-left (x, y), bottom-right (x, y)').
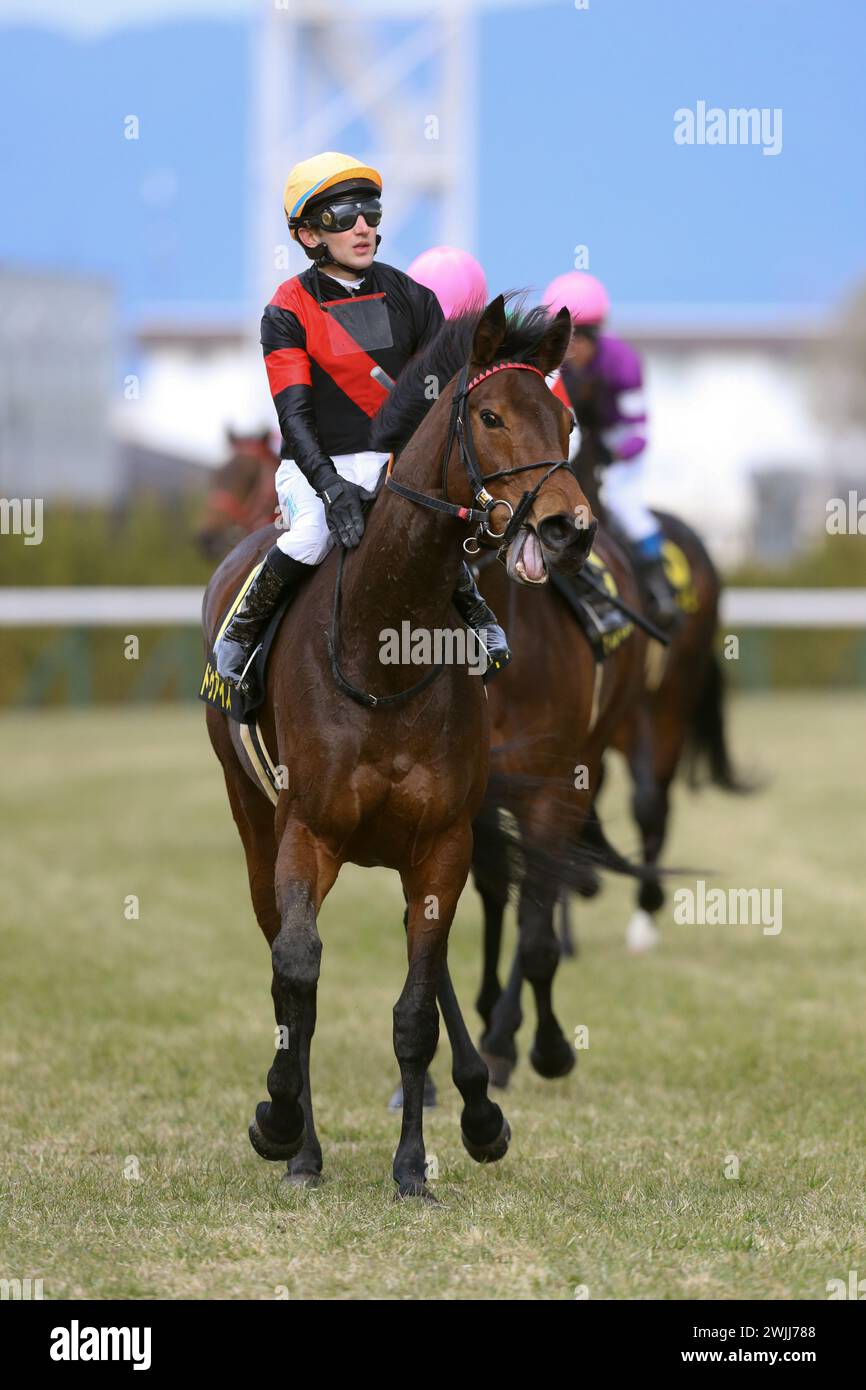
top-left (246, 0), bottom-right (549, 330)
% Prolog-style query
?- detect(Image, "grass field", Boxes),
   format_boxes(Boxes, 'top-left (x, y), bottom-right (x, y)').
top-left (1, 693), bottom-right (864, 1301)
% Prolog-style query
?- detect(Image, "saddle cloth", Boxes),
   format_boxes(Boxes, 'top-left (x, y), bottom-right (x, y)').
top-left (606, 513), bottom-right (700, 617)
top-left (549, 551), bottom-right (635, 661)
top-left (198, 561), bottom-right (294, 724)
top-left (658, 535), bottom-right (700, 614)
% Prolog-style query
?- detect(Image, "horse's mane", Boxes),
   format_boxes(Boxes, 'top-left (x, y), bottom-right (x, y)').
top-left (370, 296), bottom-right (555, 454)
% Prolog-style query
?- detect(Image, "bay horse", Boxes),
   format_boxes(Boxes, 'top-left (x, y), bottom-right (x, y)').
top-left (196, 428), bottom-right (280, 562)
top-left (569, 435), bottom-right (749, 955)
top-left (467, 439), bottom-right (748, 1092)
top-left (468, 530), bottom-right (647, 1086)
top-left (203, 298), bottom-right (596, 1198)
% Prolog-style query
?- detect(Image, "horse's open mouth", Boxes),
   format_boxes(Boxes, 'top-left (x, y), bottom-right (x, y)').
top-left (505, 527), bottom-right (549, 585)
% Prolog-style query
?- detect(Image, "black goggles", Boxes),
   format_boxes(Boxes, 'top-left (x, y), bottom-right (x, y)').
top-left (313, 198), bottom-right (382, 232)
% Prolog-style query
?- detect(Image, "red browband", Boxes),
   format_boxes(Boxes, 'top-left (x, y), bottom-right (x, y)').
top-left (465, 362), bottom-right (545, 394)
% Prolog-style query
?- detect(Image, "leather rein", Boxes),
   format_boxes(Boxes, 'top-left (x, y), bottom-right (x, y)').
top-left (328, 360), bottom-right (571, 709)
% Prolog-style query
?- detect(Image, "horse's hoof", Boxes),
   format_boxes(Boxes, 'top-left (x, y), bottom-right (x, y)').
top-left (574, 868), bottom-right (600, 899)
top-left (462, 1116), bottom-right (511, 1165)
top-left (394, 1182), bottom-right (439, 1204)
top-left (387, 1074), bottom-right (438, 1111)
top-left (480, 1051), bottom-right (514, 1089)
top-left (638, 881), bottom-right (665, 914)
top-left (282, 1169), bottom-right (322, 1189)
top-left (530, 1038), bottom-right (576, 1079)
top-left (248, 1102), bottom-right (305, 1162)
top-left (626, 909), bottom-right (661, 954)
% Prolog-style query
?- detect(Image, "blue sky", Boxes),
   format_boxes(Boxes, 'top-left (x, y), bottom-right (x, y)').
top-left (1, 0), bottom-right (864, 325)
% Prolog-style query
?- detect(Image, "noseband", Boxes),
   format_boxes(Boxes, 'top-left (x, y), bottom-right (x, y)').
top-left (385, 361), bottom-right (571, 557)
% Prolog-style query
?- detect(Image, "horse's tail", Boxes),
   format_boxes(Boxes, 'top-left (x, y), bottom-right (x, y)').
top-left (575, 803), bottom-right (649, 878)
top-left (477, 772), bottom-right (667, 895)
top-left (686, 650), bottom-right (755, 793)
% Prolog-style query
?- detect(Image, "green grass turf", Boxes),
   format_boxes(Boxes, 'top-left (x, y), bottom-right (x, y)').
top-left (0, 693), bottom-right (863, 1300)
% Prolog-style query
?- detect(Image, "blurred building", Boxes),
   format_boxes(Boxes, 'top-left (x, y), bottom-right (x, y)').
top-left (0, 266), bottom-right (120, 502)
top-left (118, 304), bottom-right (864, 569)
top-left (614, 308), bottom-right (860, 568)
top-left (116, 316), bottom-right (272, 467)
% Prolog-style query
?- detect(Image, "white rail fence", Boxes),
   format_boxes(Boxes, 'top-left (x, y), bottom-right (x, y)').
top-left (1, 587), bottom-right (866, 629)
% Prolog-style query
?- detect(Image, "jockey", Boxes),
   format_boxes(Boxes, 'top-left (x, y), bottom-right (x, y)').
top-left (215, 153), bottom-right (510, 689)
top-left (542, 271), bottom-right (678, 628)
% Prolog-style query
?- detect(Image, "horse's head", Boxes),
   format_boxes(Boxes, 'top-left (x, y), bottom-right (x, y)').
top-left (196, 428), bottom-right (279, 562)
top-left (451, 296), bottom-right (597, 583)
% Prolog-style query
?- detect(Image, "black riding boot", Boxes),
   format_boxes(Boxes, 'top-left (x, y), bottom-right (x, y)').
top-left (453, 561), bottom-right (512, 681)
top-left (215, 544), bottom-right (311, 689)
top-left (633, 551), bottom-right (680, 631)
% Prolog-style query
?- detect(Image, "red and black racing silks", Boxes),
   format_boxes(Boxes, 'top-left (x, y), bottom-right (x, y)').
top-left (261, 262), bottom-right (444, 492)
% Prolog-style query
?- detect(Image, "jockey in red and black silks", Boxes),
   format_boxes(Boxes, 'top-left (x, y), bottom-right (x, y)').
top-left (263, 262), bottom-right (442, 483)
top-left (214, 150), bottom-right (511, 692)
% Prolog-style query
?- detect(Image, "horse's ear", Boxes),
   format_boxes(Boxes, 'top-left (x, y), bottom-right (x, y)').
top-left (471, 295), bottom-right (508, 366)
top-left (226, 426), bottom-right (238, 446)
top-left (534, 307), bottom-right (573, 376)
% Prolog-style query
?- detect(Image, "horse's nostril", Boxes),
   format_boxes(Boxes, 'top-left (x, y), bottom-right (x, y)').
top-left (538, 514), bottom-right (597, 554)
top-left (537, 515), bottom-right (574, 550)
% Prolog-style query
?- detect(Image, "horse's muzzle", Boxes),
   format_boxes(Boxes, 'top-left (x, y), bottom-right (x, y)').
top-left (538, 514), bottom-right (598, 576)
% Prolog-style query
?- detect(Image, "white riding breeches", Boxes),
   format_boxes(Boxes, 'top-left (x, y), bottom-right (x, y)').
top-left (601, 459), bottom-right (659, 542)
top-left (274, 450), bottom-right (389, 565)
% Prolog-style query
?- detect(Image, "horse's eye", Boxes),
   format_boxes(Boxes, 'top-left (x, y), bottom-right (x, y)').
top-left (480, 409), bottom-right (502, 428)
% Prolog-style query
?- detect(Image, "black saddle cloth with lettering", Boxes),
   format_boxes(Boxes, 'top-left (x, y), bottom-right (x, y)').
top-left (198, 586), bottom-right (293, 724)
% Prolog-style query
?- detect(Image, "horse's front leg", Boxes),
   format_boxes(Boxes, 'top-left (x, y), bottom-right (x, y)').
top-left (387, 898), bottom-right (438, 1113)
top-left (393, 823), bottom-right (474, 1200)
top-left (437, 959), bottom-right (511, 1163)
top-left (471, 808), bottom-right (512, 1027)
top-left (249, 823), bottom-right (336, 1179)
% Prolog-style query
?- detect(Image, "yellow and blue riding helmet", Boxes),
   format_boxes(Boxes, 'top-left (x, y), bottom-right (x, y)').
top-left (284, 152), bottom-right (383, 265)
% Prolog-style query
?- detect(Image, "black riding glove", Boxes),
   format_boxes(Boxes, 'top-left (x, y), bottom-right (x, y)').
top-left (319, 474), bottom-right (377, 550)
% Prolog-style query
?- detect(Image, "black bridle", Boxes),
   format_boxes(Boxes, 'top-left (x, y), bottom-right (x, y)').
top-left (384, 360), bottom-right (571, 557)
top-left (328, 359), bottom-right (571, 709)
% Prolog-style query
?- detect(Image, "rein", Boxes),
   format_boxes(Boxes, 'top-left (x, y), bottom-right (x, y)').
top-left (471, 541), bottom-right (670, 646)
top-left (327, 547), bottom-right (447, 709)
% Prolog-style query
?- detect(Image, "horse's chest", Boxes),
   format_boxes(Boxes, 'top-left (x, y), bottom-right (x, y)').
top-left (349, 747), bottom-right (473, 840)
